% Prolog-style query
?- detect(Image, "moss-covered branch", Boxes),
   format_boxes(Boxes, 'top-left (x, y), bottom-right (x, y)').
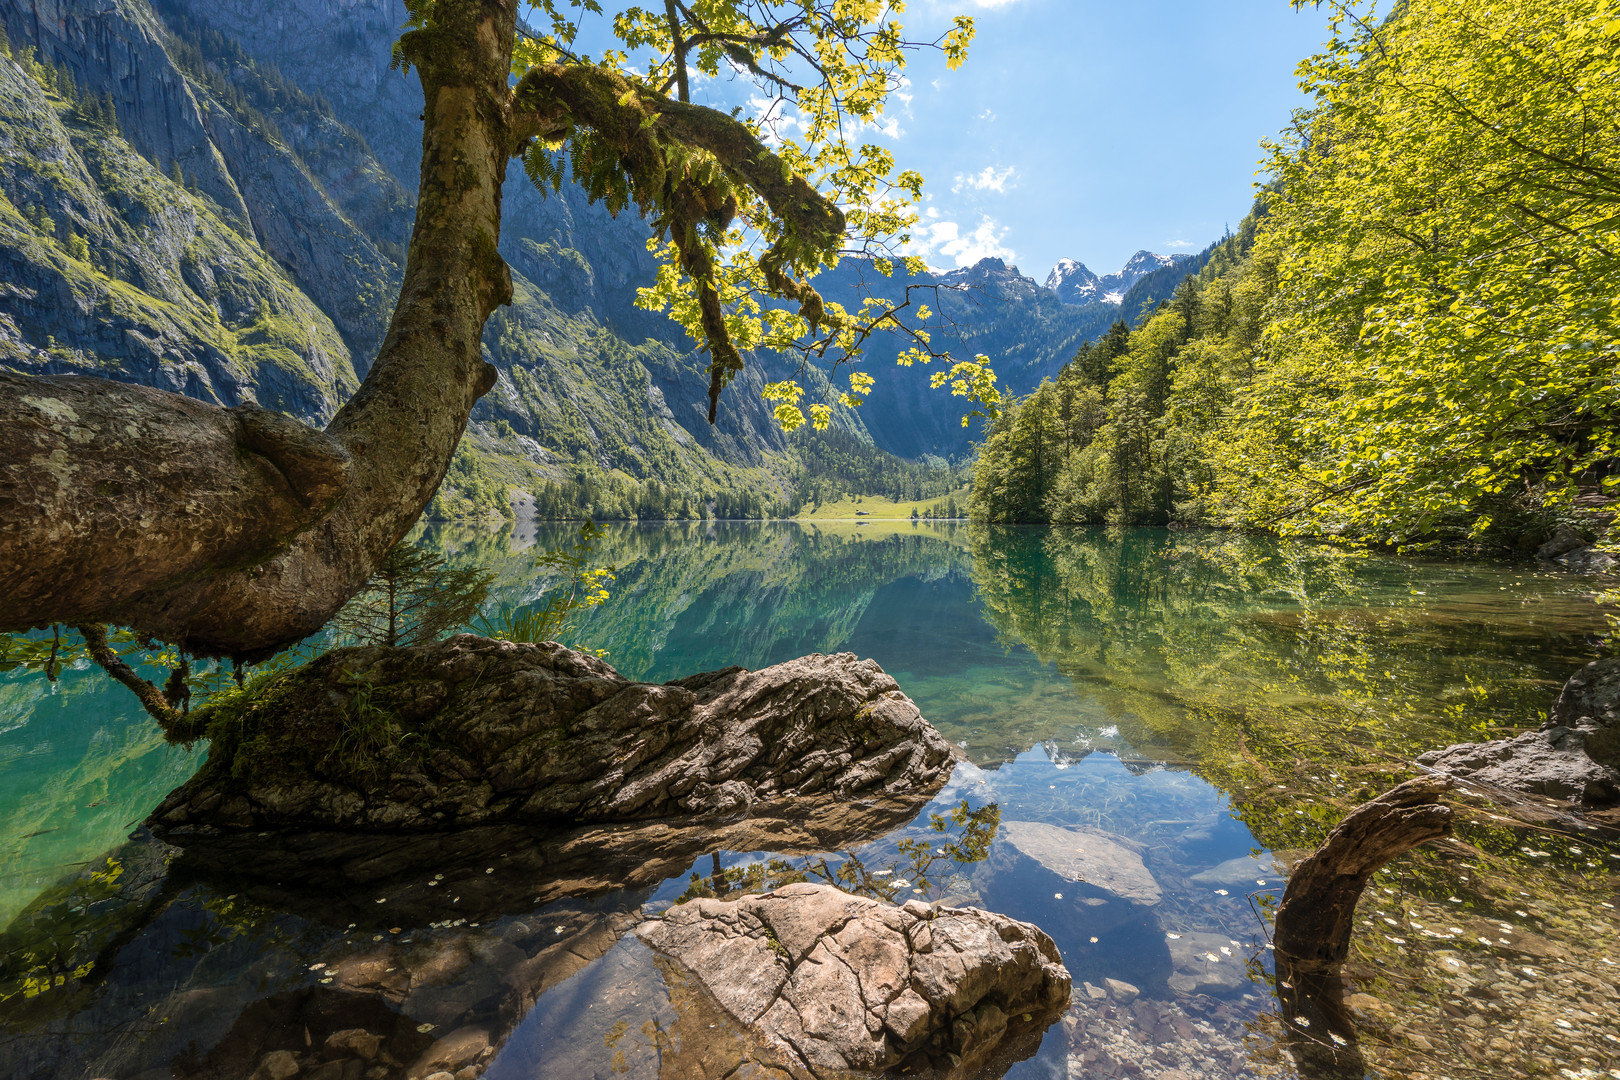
top-left (511, 63), bottom-right (845, 422)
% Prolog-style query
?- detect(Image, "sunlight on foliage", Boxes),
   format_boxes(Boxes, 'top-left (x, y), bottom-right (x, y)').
top-left (419, 0), bottom-right (1003, 427)
top-left (1230, 0), bottom-right (1620, 546)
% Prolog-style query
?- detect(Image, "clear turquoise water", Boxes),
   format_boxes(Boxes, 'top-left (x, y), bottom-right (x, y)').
top-left (2, 522), bottom-right (1616, 1079)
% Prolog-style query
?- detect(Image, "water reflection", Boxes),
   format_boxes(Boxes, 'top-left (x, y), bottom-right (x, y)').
top-left (2, 522), bottom-right (1616, 1079)
top-left (0, 789), bottom-right (953, 1080)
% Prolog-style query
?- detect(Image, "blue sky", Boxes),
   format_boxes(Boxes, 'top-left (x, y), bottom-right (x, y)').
top-left (564, 1), bottom-right (1334, 283)
top-left (887, 0), bottom-right (1333, 280)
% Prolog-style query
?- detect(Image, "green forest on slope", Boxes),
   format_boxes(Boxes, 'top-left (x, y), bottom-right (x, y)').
top-left (971, 0), bottom-right (1620, 554)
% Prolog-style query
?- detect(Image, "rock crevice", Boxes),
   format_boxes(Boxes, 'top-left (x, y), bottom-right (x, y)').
top-left (635, 883), bottom-right (1071, 1079)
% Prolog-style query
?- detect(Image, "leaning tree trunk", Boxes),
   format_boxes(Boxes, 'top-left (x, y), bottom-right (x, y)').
top-left (1272, 775), bottom-right (1454, 973)
top-left (0, 0), bottom-right (518, 658)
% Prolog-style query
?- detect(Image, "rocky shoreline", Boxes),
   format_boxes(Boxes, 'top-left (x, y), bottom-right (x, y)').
top-left (1418, 656), bottom-right (1620, 808)
top-left (118, 640), bottom-right (1079, 1079)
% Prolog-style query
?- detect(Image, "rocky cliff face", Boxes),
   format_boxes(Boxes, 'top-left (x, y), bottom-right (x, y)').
top-left (1, 0), bottom-right (1172, 482)
top-left (0, 38), bottom-right (358, 420)
top-left (0, 0), bottom-right (802, 493)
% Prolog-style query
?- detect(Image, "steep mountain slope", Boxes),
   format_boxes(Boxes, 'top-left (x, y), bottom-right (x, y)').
top-left (1117, 240), bottom-right (1220, 325)
top-left (794, 256), bottom-right (1122, 459)
top-left (1, 0), bottom-right (1196, 496)
top-left (1, 0), bottom-right (814, 504)
top-left (0, 38), bottom-right (359, 420)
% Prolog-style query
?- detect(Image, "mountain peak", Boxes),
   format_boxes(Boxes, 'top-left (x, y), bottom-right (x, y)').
top-left (1046, 250), bottom-right (1194, 306)
top-left (1045, 258), bottom-right (1098, 300)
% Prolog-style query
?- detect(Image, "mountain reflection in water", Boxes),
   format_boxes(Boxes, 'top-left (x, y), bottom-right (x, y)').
top-left (2, 522), bottom-right (1616, 1080)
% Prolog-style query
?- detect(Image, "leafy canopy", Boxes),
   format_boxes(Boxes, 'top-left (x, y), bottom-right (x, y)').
top-left (463, 0), bottom-right (996, 429)
top-left (1225, 0), bottom-right (1620, 545)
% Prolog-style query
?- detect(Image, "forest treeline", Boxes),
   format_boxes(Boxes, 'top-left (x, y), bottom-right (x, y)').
top-left (973, 0), bottom-right (1620, 553)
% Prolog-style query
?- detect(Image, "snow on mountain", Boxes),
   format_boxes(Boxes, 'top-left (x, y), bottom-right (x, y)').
top-left (1044, 250), bottom-right (1194, 306)
top-left (1044, 258), bottom-right (1102, 305)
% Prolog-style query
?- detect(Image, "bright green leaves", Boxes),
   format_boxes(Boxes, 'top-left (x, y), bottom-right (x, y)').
top-left (1220, 0), bottom-right (1620, 548)
top-left (763, 378), bottom-right (812, 430)
top-left (943, 16), bottom-right (975, 70)
top-left (506, 1), bottom-right (981, 427)
top-left (929, 356), bottom-right (1002, 426)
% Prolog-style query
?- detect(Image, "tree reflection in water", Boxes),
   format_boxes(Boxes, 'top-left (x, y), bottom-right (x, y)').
top-left (967, 524), bottom-right (1620, 1080)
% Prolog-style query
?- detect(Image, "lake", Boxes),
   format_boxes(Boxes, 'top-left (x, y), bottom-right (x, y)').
top-left (2, 521), bottom-right (1616, 1080)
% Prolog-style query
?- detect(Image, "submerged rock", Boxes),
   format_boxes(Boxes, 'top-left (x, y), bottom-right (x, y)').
top-left (1165, 931), bottom-right (1249, 995)
top-left (3, 788), bottom-right (950, 1079)
top-left (150, 636), bottom-right (957, 834)
top-left (996, 820), bottom-right (1162, 905)
top-left (1418, 657), bottom-right (1620, 806)
top-left (1187, 853), bottom-right (1284, 889)
top-left (1557, 546), bottom-right (1618, 573)
top-left (634, 883), bottom-right (1071, 1079)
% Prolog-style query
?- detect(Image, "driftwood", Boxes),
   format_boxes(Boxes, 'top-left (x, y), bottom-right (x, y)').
top-left (1269, 776), bottom-right (1454, 1079)
top-left (1272, 775), bottom-right (1454, 973)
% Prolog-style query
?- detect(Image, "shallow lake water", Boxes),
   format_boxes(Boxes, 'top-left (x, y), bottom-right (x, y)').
top-left (2, 522), bottom-right (1617, 1080)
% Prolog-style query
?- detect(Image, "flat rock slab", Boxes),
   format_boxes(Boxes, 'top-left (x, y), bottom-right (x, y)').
top-left (150, 637), bottom-right (958, 833)
top-left (635, 883), bottom-right (1071, 1079)
top-left (1187, 853), bottom-right (1284, 889)
top-left (998, 820), bottom-right (1162, 905)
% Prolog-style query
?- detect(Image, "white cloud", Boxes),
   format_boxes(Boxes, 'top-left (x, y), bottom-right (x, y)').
top-left (905, 215), bottom-right (1016, 268)
top-left (1164, 239), bottom-right (1196, 249)
top-left (978, 108), bottom-right (997, 122)
top-left (952, 165), bottom-right (1018, 194)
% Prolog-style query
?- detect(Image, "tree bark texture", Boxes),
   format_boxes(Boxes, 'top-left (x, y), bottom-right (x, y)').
top-left (1272, 776), bottom-right (1454, 974)
top-left (0, 0), bottom-right (517, 658)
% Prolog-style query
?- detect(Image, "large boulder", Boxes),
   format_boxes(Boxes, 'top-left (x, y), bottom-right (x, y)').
top-left (634, 883), bottom-right (1071, 1079)
top-left (150, 636), bottom-right (958, 834)
top-left (1557, 546), bottom-right (1619, 573)
top-left (1417, 657), bottom-right (1620, 806)
top-left (1536, 523), bottom-right (1590, 561)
